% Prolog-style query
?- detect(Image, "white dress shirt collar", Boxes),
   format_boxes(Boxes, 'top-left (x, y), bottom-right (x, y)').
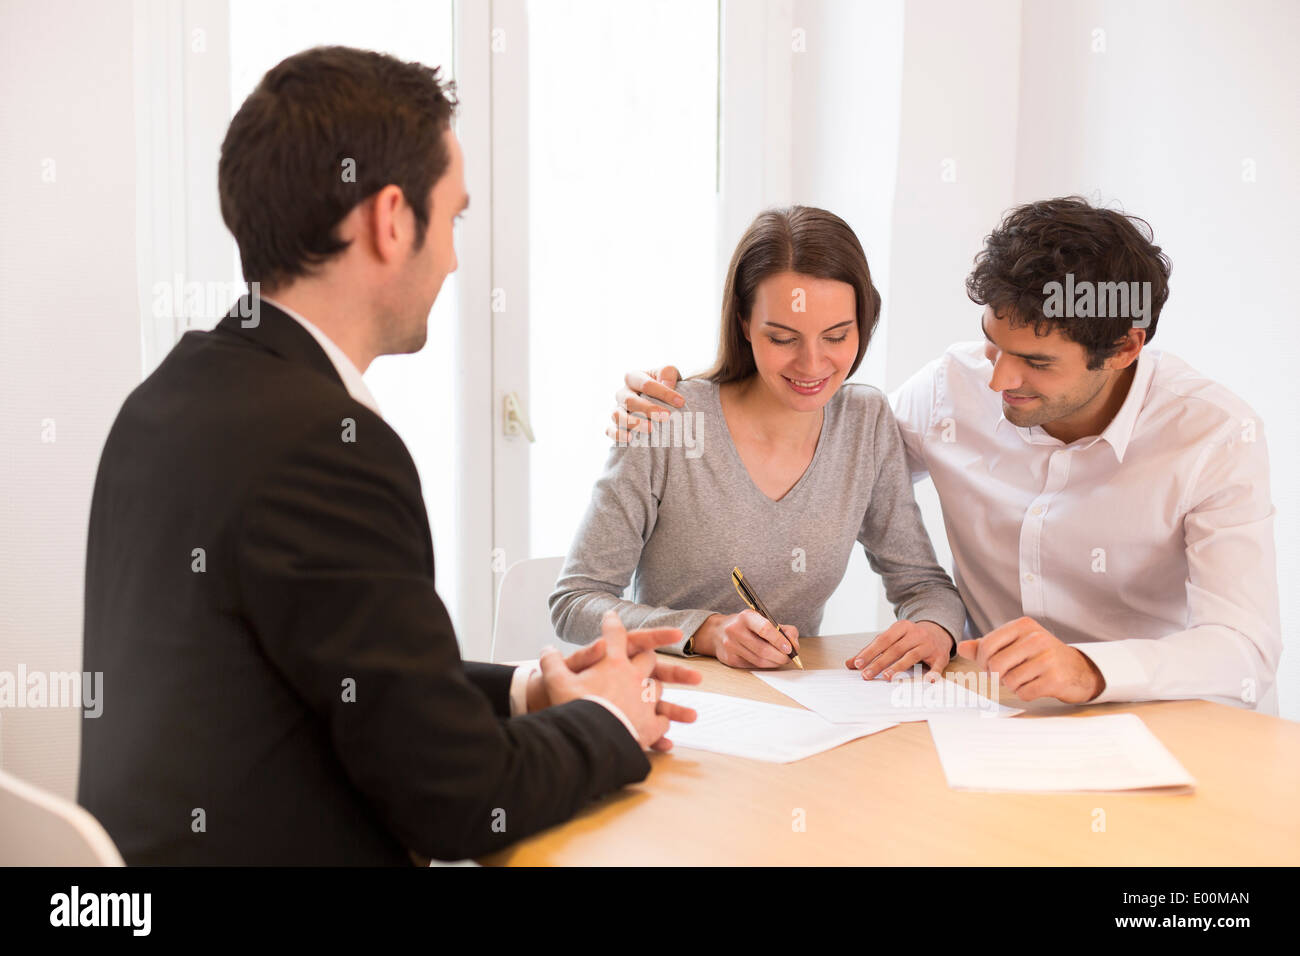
top-left (994, 346), bottom-right (1157, 463)
top-left (260, 296), bottom-right (382, 417)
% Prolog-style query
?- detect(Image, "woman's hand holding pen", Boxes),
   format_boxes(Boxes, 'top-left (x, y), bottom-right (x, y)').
top-left (845, 619), bottom-right (954, 681)
top-left (694, 610), bottom-right (800, 669)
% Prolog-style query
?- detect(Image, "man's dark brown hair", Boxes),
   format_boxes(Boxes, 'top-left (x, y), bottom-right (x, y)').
top-left (704, 205), bottom-right (882, 384)
top-left (966, 196), bottom-right (1172, 369)
top-left (219, 45), bottom-right (458, 291)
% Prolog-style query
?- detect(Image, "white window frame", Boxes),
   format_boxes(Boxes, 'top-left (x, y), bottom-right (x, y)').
top-left (132, 0), bottom-right (232, 375)
top-left (453, 0), bottom-right (506, 659)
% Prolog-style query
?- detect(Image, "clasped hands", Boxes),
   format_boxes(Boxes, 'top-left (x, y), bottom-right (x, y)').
top-left (527, 611), bottom-right (702, 751)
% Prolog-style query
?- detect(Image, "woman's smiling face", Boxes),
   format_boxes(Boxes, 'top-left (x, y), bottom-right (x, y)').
top-left (743, 271), bottom-right (859, 410)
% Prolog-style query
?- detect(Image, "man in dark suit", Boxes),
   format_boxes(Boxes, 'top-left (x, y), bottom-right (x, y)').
top-left (78, 45), bottom-right (698, 865)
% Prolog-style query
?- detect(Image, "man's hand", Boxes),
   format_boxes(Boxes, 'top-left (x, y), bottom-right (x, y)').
top-left (845, 620), bottom-right (953, 681)
top-left (957, 616), bottom-right (1105, 703)
top-left (605, 366), bottom-right (685, 443)
top-left (534, 614), bottom-right (701, 751)
top-left (525, 624), bottom-right (700, 711)
top-left (693, 611), bottom-right (800, 669)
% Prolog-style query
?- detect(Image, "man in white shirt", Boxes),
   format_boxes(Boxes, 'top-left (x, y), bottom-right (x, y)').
top-left (611, 197), bottom-right (1281, 712)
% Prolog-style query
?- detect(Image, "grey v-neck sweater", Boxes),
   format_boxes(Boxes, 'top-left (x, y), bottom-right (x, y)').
top-left (549, 378), bottom-right (967, 655)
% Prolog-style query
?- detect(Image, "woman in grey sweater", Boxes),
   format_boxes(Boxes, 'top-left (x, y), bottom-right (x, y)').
top-left (550, 206), bottom-right (966, 674)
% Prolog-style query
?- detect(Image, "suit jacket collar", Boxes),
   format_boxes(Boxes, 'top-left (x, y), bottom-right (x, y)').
top-left (215, 295), bottom-right (345, 391)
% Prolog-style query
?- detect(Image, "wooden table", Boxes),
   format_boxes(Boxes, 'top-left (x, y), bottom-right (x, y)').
top-left (480, 633), bottom-right (1300, 865)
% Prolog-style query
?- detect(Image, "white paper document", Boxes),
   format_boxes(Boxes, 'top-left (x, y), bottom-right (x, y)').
top-left (660, 689), bottom-right (897, 763)
top-left (927, 713), bottom-right (1196, 793)
top-left (753, 669), bottom-right (1023, 724)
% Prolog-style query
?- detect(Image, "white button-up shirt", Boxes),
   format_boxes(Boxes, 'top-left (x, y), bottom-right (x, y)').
top-left (262, 297), bottom-right (639, 738)
top-left (890, 341), bottom-right (1281, 712)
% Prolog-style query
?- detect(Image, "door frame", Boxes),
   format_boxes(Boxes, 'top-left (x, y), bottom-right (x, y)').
top-left (454, 0), bottom-right (531, 659)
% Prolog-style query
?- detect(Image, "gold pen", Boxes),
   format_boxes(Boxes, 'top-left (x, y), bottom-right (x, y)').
top-left (731, 566), bottom-right (804, 669)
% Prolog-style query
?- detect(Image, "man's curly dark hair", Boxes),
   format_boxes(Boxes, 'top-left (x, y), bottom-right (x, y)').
top-left (966, 197), bottom-right (1172, 369)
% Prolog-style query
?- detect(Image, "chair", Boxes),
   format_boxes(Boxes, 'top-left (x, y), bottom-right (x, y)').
top-left (0, 768), bottom-right (124, 866)
top-left (490, 555), bottom-right (587, 663)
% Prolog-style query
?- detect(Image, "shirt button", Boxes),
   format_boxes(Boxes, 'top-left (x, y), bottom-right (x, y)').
top-left (1024, 573), bottom-right (1035, 583)
top-left (1032, 505), bottom-right (1043, 516)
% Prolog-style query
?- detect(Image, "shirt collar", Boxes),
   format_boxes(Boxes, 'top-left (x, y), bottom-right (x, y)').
top-left (1095, 348), bottom-right (1156, 463)
top-left (259, 296), bottom-right (382, 417)
top-left (992, 348), bottom-right (1156, 462)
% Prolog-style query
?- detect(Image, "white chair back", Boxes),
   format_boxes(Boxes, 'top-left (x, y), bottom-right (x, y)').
top-left (0, 768), bottom-right (124, 866)
top-left (491, 556), bottom-right (586, 663)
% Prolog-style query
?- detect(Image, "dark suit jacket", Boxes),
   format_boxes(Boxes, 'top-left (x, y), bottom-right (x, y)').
top-left (78, 298), bottom-right (648, 865)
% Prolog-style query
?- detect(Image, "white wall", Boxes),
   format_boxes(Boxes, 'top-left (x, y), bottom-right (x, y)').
top-left (886, 0), bottom-right (1024, 387)
top-left (0, 0), bottom-right (141, 798)
top-left (790, 0), bottom-right (905, 401)
top-left (1014, 0), bottom-right (1300, 718)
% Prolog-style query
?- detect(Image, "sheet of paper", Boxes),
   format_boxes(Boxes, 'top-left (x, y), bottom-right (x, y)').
top-left (659, 689), bottom-right (897, 763)
top-left (927, 713), bottom-right (1196, 792)
top-left (753, 669), bottom-right (1023, 723)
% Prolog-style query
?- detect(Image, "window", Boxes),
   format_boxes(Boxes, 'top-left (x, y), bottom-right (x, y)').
top-left (525, 0), bottom-right (721, 559)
